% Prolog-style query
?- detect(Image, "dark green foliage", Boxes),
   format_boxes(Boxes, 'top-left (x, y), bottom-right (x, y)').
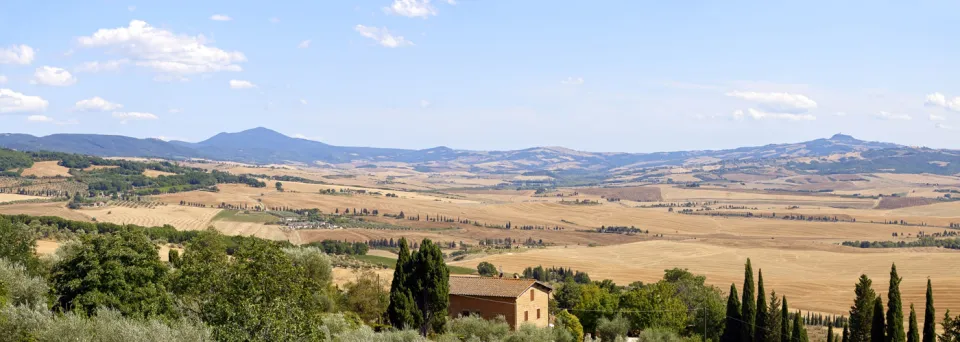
top-left (0, 214), bottom-right (200, 244)
top-left (388, 238), bottom-right (419, 330)
top-left (767, 292), bottom-right (783, 342)
top-left (50, 229), bottom-right (176, 319)
top-left (570, 283), bottom-right (620, 335)
top-left (168, 249), bottom-right (181, 268)
top-left (522, 265), bottom-right (591, 284)
top-left (756, 269), bottom-right (770, 342)
top-left (722, 283), bottom-right (743, 342)
top-left (0, 217), bottom-right (41, 274)
top-left (943, 310), bottom-right (960, 342)
top-left (908, 304), bottom-right (919, 342)
top-left (872, 298), bottom-right (886, 342)
top-left (555, 309), bottom-right (584, 342)
top-left (923, 280), bottom-right (935, 342)
top-left (0, 148), bottom-right (33, 172)
top-left (829, 324), bottom-right (835, 342)
top-left (887, 264), bottom-right (906, 342)
top-left (596, 315), bottom-right (630, 342)
top-left (662, 268), bottom-right (726, 342)
top-left (618, 281), bottom-right (688, 334)
top-left (850, 275), bottom-right (878, 342)
top-left (305, 239), bottom-right (369, 255)
top-left (476, 261), bottom-right (497, 277)
top-left (844, 324), bottom-right (850, 342)
top-left (409, 239), bottom-right (450, 335)
top-left (792, 311), bottom-right (804, 342)
top-left (782, 297), bottom-right (791, 342)
top-left (743, 259), bottom-right (757, 342)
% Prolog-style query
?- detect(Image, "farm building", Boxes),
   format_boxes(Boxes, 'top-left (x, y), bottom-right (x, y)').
top-left (448, 276), bottom-right (552, 330)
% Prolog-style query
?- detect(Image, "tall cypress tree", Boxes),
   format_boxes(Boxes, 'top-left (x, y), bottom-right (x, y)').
top-left (723, 283), bottom-right (744, 342)
top-left (850, 275), bottom-right (878, 342)
top-left (409, 239), bottom-right (450, 336)
top-left (782, 297), bottom-right (791, 342)
top-left (843, 325), bottom-right (850, 342)
top-left (792, 311), bottom-right (803, 342)
top-left (887, 264), bottom-right (905, 342)
top-left (387, 238), bottom-right (419, 329)
top-left (756, 270), bottom-right (770, 342)
top-left (872, 298), bottom-right (886, 342)
top-left (829, 324), bottom-right (835, 342)
top-left (922, 280), bottom-right (935, 342)
top-left (743, 259), bottom-right (757, 342)
top-left (908, 303), bottom-right (920, 342)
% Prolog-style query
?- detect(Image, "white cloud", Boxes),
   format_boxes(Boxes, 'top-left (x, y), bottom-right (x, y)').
top-left (26, 115), bottom-right (53, 122)
top-left (229, 79), bottom-right (256, 89)
top-left (420, 99), bottom-right (431, 108)
top-left (443, 0), bottom-right (457, 4)
top-left (78, 20), bottom-right (246, 76)
top-left (725, 91), bottom-right (817, 113)
top-left (930, 113), bottom-right (946, 121)
top-left (732, 108), bottom-right (816, 121)
top-left (0, 89), bottom-right (49, 113)
top-left (32, 66), bottom-right (77, 86)
top-left (355, 25), bottom-right (413, 48)
top-left (384, 0), bottom-right (437, 18)
top-left (0, 45), bottom-right (35, 65)
top-left (300, 99), bottom-right (308, 105)
top-left (293, 133), bottom-right (323, 141)
top-left (561, 77), bottom-right (584, 86)
top-left (0, 75), bottom-right (6, 84)
top-left (112, 111), bottom-right (158, 123)
top-left (936, 123), bottom-right (954, 130)
top-left (75, 59), bottom-right (129, 73)
top-left (298, 40), bottom-right (311, 49)
top-left (871, 111), bottom-right (912, 120)
top-left (210, 14), bottom-right (232, 21)
top-left (75, 96), bottom-right (123, 112)
top-left (924, 92), bottom-right (960, 112)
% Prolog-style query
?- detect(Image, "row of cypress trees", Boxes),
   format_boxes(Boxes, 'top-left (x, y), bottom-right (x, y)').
top-left (849, 264), bottom-right (936, 342)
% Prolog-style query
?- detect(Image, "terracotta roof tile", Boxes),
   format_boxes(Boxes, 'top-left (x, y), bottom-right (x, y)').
top-left (449, 276), bottom-right (553, 298)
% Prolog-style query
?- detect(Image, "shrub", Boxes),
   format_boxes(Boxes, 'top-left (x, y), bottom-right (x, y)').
top-left (447, 314), bottom-right (511, 341)
top-left (0, 306), bottom-right (211, 342)
top-left (597, 315), bottom-right (630, 342)
top-left (555, 309), bottom-right (585, 342)
top-left (0, 258), bottom-right (48, 310)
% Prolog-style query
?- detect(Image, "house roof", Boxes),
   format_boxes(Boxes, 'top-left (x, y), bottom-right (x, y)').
top-left (449, 276), bottom-right (553, 298)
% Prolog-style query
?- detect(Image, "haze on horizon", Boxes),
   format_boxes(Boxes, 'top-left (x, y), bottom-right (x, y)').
top-left (1, 1), bottom-right (959, 153)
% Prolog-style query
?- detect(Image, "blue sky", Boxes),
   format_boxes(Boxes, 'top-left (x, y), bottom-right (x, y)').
top-left (1, 0), bottom-right (959, 152)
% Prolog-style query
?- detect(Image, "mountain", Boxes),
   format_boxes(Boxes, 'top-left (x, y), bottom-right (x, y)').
top-left (0, 128), bottom-right (907, 171)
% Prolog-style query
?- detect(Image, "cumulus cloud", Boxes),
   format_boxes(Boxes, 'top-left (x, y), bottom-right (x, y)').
top-left (298, 40), bottom-right (311, 49)
top-left (384, 0), bottom-right (437, 18)
top-left (0, 45), bottom-right (35, 65)
top-left (210, 14), bottom-right (232, 21)
top-left (561, 77), bottom-right (584, 86)
top-left (75, 96), bottom-right (123, 112)
top-left (75, 59), bottom-right (129, 73)
top-left (925, 92), bottom-right (960, 112)
top-left (732, 108), bottom-right (816, 121)
top-left (0, 88), bottom-right (49, 113)
top-left (871, 111), bottom-right (912, 120)
top-left (78, 20), bottom-right (246, 76)
top-left (32, 66), bottom-right (76, 86)
top-left (26, 115), bottom-right (53, 122)
top-left (930, 113), bottom-right (946, 121)
top-left (112, 111), bottom-right (158, 123)
top-left (355, 25), bottom-right (413, 48)
top-left (725, 91), bottom-right (817, 113)
top-left (229, 80), bottom-right (256, 89)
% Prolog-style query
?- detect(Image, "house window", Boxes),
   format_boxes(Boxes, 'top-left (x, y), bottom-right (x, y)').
top-left (525, 311), bottom-right (529, 321)
top-left (530, 290), bottom-right (535, 301)
top-left (537, 309), bottom-right (541, 319)
top-left (461, 311), bottom-right (471, 317)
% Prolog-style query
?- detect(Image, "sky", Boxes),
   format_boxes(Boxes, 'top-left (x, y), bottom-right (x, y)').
top-left (1, 0), bottom-right (959, 153)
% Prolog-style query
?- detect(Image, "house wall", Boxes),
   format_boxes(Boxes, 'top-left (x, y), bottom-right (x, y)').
top-left (448, 294), bottom-right (518, 329)
top-left (514, 287), bottom-right (550, 328)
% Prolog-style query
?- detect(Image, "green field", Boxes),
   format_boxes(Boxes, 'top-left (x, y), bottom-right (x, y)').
top-left (212, 210), bottom-right (279, 224)
top-left (352, 255), bottom-right (476, 275)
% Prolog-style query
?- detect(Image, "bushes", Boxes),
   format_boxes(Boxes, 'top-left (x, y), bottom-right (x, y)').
top-left (555, 309), bottom-right (585, 342)
top-left (597, 315), bottom-right (630, 342)
top-left (0, 306), bottom-right (211, 342)
top-left (440, 315), bottom-right (572, 342)
top-left (0, 259), bottom-right (48, 310)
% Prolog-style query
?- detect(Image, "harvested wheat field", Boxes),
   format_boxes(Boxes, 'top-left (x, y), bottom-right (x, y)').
top-left (211, 221), bottom-right (292, 242)
top-left (0, 193), bottom-right (43, 202)
top-left (0, 202), bottom-right (92, 221)
top-left (143, 169), bottom-right (176, 177)
top-left (35, 240), bottom-right (61, 255)
top-left (452, 239), bottom-right (960, 317)
top-left (81, 205), bottom-right (221, 230)
top-left (20, 161), bottom-right (71, 177)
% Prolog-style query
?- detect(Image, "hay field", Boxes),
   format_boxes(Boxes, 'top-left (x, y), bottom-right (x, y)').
top-left (0, 194), bottom-right (43, 202)
top-left (0, 202), bottom-right (92, 221)
top-left (81, 205), bottom-right (221, 230)
top-left (143, 169), bottom-right (176, 177)
top-left (211, 221), bottom-right (291, 241)
top-left (21, 161), bottom-right (71, 177)
top-left (452, 240), bottom-right (960, 316)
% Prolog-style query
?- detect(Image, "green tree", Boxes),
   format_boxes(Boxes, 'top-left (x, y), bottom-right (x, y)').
top-left (756, 270), bottom-right (770, 342)
top-left (618, 281), bottom-right (688, 334)
top-left (388, 237), bottom-right (420, 330)
top-left (908, 304), bottom-right (919, 342)
top-left (597, 315), bottom-right (630, 342)
top-left (872, 298), bottom-right (886, 342)
top-left (829, 324), bottom-right (835, 342)
top-left (743, 259), bottom-right (757, 342)
top-left (571, 283), bottom-right (619, 335)
top-left (477, 261), bottom-right (497, 277)
top-left (51, 228), bottom-right (175, 319)
top-left (409, 239), bottom-right (450, 335)
top-left (782, 297), bottom-right (791, 342)
top-left (662, 268), bottom-right (725, 342)
top-left (275, 181), bottom-right (283, 191)
top-left (722, 283), bottom-right (743, 342)
top-left (844, 324), bottom-right (850, 342)
top-left (887, 264), bottom-right (905, 342)
top-left (0, 218), bottom-right (40, 274)
top-left (342, 270), bottom-right (389, 324)
top-left (923, 280), bottom-right (935, 342)
top-left (792, 311), bottom-right (804, 342)
top-left (767, 292), bottom-right (783, 342)
top-left (943, 310), bottom-right (960, 342)
top-left (850, 275), bottom-right (878, 342)
top-left (555, 310), bottom-right (584, 342)
top-left (168, 249), bottom-right (181, 267)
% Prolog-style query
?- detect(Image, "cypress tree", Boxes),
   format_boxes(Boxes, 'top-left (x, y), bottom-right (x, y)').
top-left (756, 270), bottom-right (770, 342)
top-left (387, 238), bottom-right (419, 329)
top-left (723, 283), bottom-right (744, 342)
top-left (887, 264), bottom-right (905, 342)
top-left (768, 292), bottom-right (783, 342)
top-left (908, 304), bottom-right (919, 342)
top-left (743, 259), bottom-right (757, 342)
top-left (843, 325), bottom-right (850, 342)
top-left (850, 275), bottom-right (878, 342)
top-left (872, 298), bottom-right (886, 342)
top-left (922, 280), bottom-right (935, 342)
top-left (829, 324), bottom-right (835, 342)
top-left (792, 311), bottom-right (803, 342)
top-left (782, 297), bottom-right (791, 342)
top-left (409, 239), bottom-right (450, 336)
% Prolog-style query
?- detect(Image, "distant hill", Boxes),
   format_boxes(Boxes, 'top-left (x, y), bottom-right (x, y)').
top-left (0, 128), bottom-right (917, 172)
